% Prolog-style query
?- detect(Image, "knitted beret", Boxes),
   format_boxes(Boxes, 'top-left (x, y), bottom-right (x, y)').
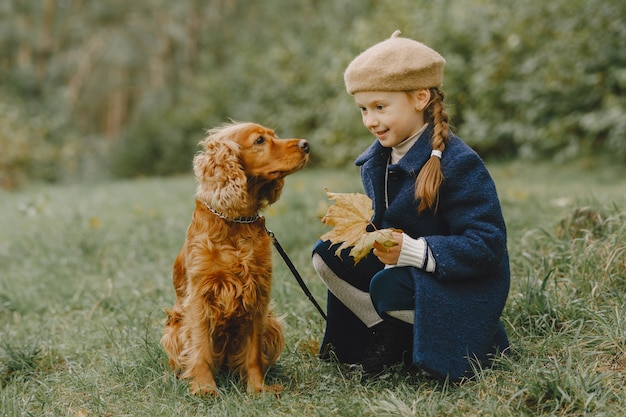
top-left (344, 30), bottom-right (445, 94)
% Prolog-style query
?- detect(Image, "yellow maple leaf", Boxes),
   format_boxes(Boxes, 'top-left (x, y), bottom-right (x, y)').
top-left (320, 191), bottom-right (398, 264)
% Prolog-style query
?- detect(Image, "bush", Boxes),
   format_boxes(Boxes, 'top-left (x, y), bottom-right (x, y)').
top-left (1, 0), bottom-right (625, 184)
top-left (0, 99), bottom-right (56, 189)
top-left (455, 0), bottom-right (626, 162)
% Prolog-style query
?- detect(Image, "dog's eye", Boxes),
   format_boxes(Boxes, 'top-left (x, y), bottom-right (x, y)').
top-left (255, 136), bottom-right (265, 145)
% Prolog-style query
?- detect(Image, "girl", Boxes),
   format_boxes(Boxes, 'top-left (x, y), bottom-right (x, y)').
top-left (312, 31), bottom-right (510, 381)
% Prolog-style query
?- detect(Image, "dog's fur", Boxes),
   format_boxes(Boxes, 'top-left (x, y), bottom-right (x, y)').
top-left (161, 122), bottom-right (309, 395)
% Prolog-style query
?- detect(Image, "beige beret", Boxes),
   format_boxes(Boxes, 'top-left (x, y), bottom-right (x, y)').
top-left (344, 30), bottom-right (445, 94)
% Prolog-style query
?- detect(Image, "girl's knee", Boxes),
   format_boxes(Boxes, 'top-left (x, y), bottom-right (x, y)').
top-left (369, 271), bottom-right (389, 302)
top-left (312, 239), bottom-right (339, 265)
top-left (370, 268), bottom-right (415, 314)
top-left (312, 252), bottom-right (327, 275)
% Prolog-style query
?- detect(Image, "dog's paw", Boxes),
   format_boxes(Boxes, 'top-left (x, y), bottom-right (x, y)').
top-left (190, 380), bottom-right (220, 397)
top-left (247, 382), bottom-right (283, 397)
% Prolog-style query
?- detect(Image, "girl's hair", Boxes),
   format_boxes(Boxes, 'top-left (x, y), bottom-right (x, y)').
top-left (415, 87), bottom-right (449, 213)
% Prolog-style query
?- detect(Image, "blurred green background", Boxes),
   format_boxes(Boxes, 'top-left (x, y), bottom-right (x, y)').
top-left (1, 0), bottom-right (625, 188)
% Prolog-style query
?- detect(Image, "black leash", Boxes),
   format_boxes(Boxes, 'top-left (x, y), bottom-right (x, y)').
top-left (266, 229), bottom-right (327, 321)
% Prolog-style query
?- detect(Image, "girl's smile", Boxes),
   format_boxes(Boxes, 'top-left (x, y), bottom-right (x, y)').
top-left (374, 128), bottom-right (389, 139)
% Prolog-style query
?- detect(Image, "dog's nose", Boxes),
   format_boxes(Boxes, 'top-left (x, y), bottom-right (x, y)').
top-left (298, 139), bottom-right (310, 154)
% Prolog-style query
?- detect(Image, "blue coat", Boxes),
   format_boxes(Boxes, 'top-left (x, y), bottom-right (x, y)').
top-left (317, 125), bottom-right (510, 380)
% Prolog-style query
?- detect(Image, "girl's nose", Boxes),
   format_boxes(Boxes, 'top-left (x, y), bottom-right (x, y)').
top-left (363, 114), bottom-right (378, 129)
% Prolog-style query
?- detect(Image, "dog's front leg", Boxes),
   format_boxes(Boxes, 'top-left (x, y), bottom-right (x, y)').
top-left (245, 319), bottom-right (282, 395)
top-left (186, 363), bottom-right (218, 396)
top-left (245, 324), bottom-right (265, 394)
top-left (185, 341), bottom-right (218, 395)
top-left (182, 308), bottom-right (219, 396)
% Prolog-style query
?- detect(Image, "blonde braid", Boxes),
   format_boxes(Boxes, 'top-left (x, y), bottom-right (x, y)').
top-left (415, 88), bottom-right (449, 213)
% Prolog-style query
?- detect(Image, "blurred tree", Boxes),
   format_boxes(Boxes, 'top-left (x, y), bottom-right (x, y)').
top-left (0, 0), bottom-right (624, 186)
top-left (457, 0), bottom-right (626, 162)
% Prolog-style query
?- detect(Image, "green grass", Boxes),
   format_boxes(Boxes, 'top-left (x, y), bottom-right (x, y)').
top-left (1, 161), bottom-right (625, 417)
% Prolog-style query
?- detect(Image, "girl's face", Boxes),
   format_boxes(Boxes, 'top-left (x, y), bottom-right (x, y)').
top-left (354, 90), bottom-right (428, 148)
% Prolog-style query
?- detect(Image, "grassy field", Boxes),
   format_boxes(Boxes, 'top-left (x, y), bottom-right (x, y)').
top-left (1, 160), bottom-right (625, 417)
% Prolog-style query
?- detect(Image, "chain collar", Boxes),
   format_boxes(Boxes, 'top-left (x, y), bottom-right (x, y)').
top-left (202, 201), bottom-right (261, 224)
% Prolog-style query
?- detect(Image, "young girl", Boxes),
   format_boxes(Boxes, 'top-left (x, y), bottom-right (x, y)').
top-left (312, 31), bottom-right (510, 381)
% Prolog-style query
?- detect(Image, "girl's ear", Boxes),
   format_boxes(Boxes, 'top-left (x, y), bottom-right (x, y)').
top-left (413, 88), bottom-right (431, 112)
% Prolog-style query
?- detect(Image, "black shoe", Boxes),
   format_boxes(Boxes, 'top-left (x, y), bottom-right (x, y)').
top-left (361, 320), bottom-right (412, 380)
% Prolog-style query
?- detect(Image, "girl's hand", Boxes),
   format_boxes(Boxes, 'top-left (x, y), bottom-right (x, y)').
top-left (372, 231), bottom-right (403, 265)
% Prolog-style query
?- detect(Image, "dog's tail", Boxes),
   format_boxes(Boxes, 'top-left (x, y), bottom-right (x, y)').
top-left (262, 310), bottom-right (285, 367)
top-left (162, 307), bottom-right (186, 372)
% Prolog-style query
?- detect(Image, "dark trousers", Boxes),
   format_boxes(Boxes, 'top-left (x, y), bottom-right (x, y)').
top-left (313, 239), bottom-right (415, 363)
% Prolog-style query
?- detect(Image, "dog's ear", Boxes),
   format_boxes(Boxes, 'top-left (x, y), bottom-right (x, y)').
top-left (193, 138), bottom-right (248, 212)
top-left (259, 179), bottom-right (285, 206)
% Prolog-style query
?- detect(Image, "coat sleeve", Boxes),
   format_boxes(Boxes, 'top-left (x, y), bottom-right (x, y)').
top-left (424, 149), bottom-right (508, 281)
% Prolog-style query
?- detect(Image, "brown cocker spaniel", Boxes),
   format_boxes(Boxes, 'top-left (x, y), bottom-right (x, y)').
top-left (161, 122), bottom-right (309, 396)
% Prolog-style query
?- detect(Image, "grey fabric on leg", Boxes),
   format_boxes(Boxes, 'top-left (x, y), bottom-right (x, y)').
top-left (312, 253), bottom-right (383, 328)
top-left (386, 309), bottom-right (414, 324)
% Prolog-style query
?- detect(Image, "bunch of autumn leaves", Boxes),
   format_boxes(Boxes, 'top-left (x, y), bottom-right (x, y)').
top-left (321, 191), bottom-right (399, 265)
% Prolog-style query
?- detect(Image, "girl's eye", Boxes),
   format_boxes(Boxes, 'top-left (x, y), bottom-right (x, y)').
top-left (255, 136), bottom-right (265, 145)
top-left (376, 105), bottom-right (384, 110)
